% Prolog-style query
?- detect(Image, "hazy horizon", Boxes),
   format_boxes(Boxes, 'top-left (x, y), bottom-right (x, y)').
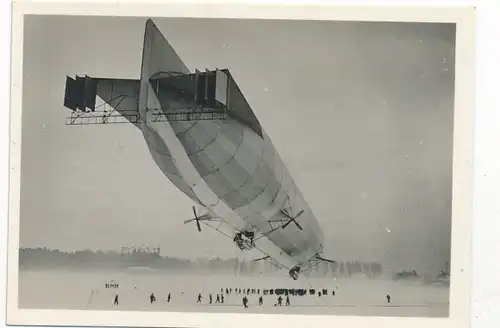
top-left (18, 245), bottom-right (386, 265)
top-left (19, 16), bottom-right (455, 276)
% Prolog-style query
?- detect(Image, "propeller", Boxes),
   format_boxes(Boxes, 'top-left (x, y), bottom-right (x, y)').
top-left (280, 209), bottom-right (305, 231)
top-left (184, 205), bottom-right (216, 232)
top-left (194, 206), bottom-right (201, 231)
top-left (184, 206), bottom-right (201, 231)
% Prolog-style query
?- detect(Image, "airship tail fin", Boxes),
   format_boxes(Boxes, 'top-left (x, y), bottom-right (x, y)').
top-left (138, 19), bottom-right (191, 118)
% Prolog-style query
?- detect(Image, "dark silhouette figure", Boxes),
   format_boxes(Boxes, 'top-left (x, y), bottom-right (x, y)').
top-left (258, 296), bottom-right (263, 306)
top-left (332, 290), bottom-right (336, 296)
top-left (221, 294), bottom-right (225, 304)
top-left (285, 295), bottom-right (290, 306)
top-left (197, 293), bottom-right (202, 303)
top-left (386, 294), bottom-right (391, 304)
top-left (113, 294), bottom-right (119, 306)
top-left (277, 296), bottom-right (283, 306)
top-left (226, 288), bottom-right (229, 295)
top-left (216, 294), bottom-right (221, 304)
top-left (209, 294), bottom-right (213, 304)
top-left (167, 293), bottom-right (171, 303)
top-left (243, 296), bottom-right (249, 308)
top-left (150, 293), bottom-right (156, 304)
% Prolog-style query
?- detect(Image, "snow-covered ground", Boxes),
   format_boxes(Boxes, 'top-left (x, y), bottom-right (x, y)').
top-left (18, 270), bottom-right (449, 317)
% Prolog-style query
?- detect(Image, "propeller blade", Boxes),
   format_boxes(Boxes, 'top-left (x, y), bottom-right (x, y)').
top-left (192, 206), bottom-right (197, 218)
top-left (294, 220), bottom-right (304, 231)
top-left (280, 209), bottom-right (291, 219)
top-left (254, 256), bottom-right (270, 262)
top-left (184, 218), bottom-right (197, 224)
top-left (282, 220), bottom-right (292, 229)
top-left (316, 255), bottom-right (336, 264)
top-left (295, 209), bottom-right (305, 219)
top-left (196, 219), bottom-right (202, 232)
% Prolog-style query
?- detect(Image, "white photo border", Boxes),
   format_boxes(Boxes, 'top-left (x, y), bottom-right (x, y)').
top-left (7, 2), bottom-right (476, 328)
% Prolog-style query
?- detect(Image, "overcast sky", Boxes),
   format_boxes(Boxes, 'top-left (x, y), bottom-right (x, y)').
top-left (19, 15), bottom-right (456, 275)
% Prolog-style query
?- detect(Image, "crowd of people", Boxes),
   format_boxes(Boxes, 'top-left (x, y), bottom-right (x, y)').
top-left (110, 285), bottom-right (393, 308)
top-left (111, 285), bottom-right (337, 308)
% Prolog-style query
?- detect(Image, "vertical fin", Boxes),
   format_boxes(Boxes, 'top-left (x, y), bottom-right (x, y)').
top-left (138, 19), bottom-right (191, 118)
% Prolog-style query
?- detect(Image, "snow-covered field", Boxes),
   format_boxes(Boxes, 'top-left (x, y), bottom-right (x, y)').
top-left (18, 269), bottom-right (449, 317)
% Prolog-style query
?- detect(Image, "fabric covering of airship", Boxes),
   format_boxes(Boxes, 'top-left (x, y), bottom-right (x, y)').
top-left (63, 19), bottom-right (328, 278)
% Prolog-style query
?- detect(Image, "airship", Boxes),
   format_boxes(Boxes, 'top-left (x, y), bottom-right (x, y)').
top-left (62, 19), bottom-right (335, 280)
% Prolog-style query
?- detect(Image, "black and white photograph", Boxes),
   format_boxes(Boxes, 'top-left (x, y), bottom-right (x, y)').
top-left (7, 3), bottom-right (475, 328)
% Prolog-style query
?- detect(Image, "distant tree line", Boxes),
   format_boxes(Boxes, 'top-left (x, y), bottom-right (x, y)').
top-left (18, 247), bottom-right (383, 277)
